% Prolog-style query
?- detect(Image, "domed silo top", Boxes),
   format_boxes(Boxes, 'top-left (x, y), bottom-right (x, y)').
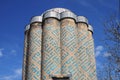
top-left (41, 8), bottom-right (72, 16)
top-left (29, 8), bottom-right (91, 27)
top-left (30, 16), bottom-right (42, 24)
top-left (42, 8), bottom-right (77, 21)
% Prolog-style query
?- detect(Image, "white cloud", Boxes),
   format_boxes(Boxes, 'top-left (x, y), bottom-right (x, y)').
top-left (95, 45), bottom-right (104, 57)
top-left (0, 48), bottom-right (17, 57)
top-left (0, 68), bottom-right (22, 80)
top-left (0, 48), bottom-right (4, 50)
top-left (95, 45), bottom-right (111, 58)
top-left (103, 52), bottom-right (111, 57)
top-left (11, 50), bottom-right (16, 53)
top-left (14, 68), bottom-right (22, 75)
top-left (96, 62), bottom-right (104, 69)
top-left (0, 48), bottom-right (4, 57)
top-left (0, 75), bottom-right (14, 80)
top-left (95, 51), bottom-right (101, 57)
top-left (11, 50), bottom-right (16, 55)
top-left (0, 51), bottom-right (3, 57)
top-left (96, 45), bottom-right (103, 51)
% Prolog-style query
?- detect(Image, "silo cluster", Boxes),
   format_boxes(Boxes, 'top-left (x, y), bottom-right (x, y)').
top-left (22, 8), bottom-right (97, 80)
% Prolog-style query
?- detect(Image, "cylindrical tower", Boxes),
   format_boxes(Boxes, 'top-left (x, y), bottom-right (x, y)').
top-left (27, 16), bottom-right (42, 80)
top-left (42, 11), bottom-right (61, 80)
top-left (22, 8), bottom-right (97, 80)
top-left (87, 25), bottom-right (97, 80)
top-left (22, 25), bottom-right (30, 80)
top-left (60, 11), bottom-right (79, 80)
top-left (77, 16), bottom-right (91, 79)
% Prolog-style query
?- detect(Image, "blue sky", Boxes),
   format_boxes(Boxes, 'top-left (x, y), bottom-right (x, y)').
top-left (0, 0), bottom-right (119, 80)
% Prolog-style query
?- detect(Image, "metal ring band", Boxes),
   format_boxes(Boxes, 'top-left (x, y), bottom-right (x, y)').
top-left (30, 16), bottom-right (42, 24)
top-left (43, 11), bottom-right (60, 20)
top-left (25, 24), bottom-right (30, 31)
top-left (60, 11), bottom-right (77, 21)
top-left (77, 16), bottom-right (88, 24)
top-left (88, 25), bottom-right (93, 33)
